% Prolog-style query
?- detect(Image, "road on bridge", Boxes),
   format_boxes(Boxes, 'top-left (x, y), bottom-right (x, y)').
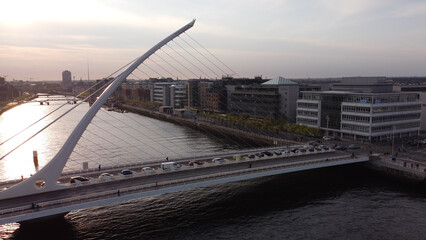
top-left (0, 149), bottom-right (362, 215)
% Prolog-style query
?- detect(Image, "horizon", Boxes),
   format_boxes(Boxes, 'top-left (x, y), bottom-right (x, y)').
top-left (1, 0), bottom-right (426, 81)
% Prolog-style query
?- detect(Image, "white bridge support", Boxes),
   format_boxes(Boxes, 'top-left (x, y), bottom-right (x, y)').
top-left (0, 20), bottom-right (196, 200)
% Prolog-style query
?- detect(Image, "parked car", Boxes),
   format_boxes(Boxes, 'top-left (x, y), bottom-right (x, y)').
top-left (274, 151), bottom-right (282, 155)
top-left (70, 176), bottom-right (90, 185)
top-left (142, 167), bottom-right (155, 174)
top-left (98, 173), bottom-right (114, 181)
top-left (247, 154), bottom-right (256, 159)
top-left (255, 152), bottom-right (264, 157)
top-left (323, 136), bottom-right (332, 141)
top-left (348, 144), bottom-right (361, 149)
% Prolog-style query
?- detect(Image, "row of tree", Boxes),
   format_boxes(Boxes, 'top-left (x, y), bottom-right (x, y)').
top-left (198, 112), bottom-right (320, 136)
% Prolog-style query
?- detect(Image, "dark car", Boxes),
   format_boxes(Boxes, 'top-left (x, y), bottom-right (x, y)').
top-left (189, 161), bottom-right (204, 166)
top-left (121, 169), bottom-right (134, 175)
top-left (335, 145), bottom-right (347, 150)
top-left (261, 151), bottom-right (273, 156)
top-left (247, 154), bottom-right (256, 159)
top-left (274, 151), bottom-right (282, 155)
top-left (255, 152), bottom-right (264, 157)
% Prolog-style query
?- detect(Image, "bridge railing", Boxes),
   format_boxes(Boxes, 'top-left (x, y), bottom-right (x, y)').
top-left (59, 144), bottom-right (308, 177)
top-left (0, 153), bottom-right (367, 220)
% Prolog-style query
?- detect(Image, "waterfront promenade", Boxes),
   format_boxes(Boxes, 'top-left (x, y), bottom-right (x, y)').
top-left (119, 103), bottom-right (426, 182)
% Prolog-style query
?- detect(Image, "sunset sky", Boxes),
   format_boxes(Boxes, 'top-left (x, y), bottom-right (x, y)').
top-left (1, 0), bottom-right (426, 81)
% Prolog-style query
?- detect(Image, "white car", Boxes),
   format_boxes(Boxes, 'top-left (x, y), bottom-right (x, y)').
top-left (70, 176), bottom-right (90, 185)
top-left (98, 173), bottom-right (114, 181)
top-left (323, 136), bottom-right (332, 141)
top-left (212, 158), bottom-right (227, 164)
top-left (142, 167), bottom-right (155, 174)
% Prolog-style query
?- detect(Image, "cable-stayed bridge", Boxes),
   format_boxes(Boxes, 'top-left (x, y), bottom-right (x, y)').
top-left (0, 20), bottom-right (370, 225)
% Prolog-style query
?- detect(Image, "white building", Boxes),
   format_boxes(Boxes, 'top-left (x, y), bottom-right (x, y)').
top-left (297, 91), bottom-right (421, 142)
top-left (151, 82), bottom-right (187, 108)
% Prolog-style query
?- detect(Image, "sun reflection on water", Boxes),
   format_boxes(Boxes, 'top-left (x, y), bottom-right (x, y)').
top-left (0, 98), bottom-right (80, 181)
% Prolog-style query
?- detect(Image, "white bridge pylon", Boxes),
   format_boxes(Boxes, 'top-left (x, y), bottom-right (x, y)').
top-left (0, 20), bottom-right (196, 200)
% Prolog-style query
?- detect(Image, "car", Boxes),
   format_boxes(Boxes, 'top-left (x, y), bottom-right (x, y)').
top-left (290, 148), bottom-right (299, 153)
top-left (70, 176), bottom-right (90, 185)
top-left (348, 144), bottom-right (361, 149)
top-left (335, 145), bottom-right (347, 150)
top-left (247, 154), bottom-right (256, 159)
top-left (332, 136), bottom-right (341, 141)
top-left (120, 169), bottom-right (134, 176)
top-left (255, 152), bottom-right (264, 157)
top-left (142, 167), bottom-right (156, 174)
top-left (320, 145), bottom-right (329, 150)
top-left (188, 161), bottom-right (204, 166)
top-left (308, 148), bottom-right (315, 152)
top-left (98, 173), bottom-right (114, 181)
top-left (261, 151), bottom-right (273, 156)
top-left (212, 157), bottom-right (226, 164)
top-left (274, 151), bottom-right (282, 155)
top-left (323, 136), bottom-right (332, 141)
top-left (299, 149), bottom-right (307, 153)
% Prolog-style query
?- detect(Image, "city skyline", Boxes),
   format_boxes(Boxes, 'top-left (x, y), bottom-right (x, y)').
top-left (1, 0), bottom-right (426, 81)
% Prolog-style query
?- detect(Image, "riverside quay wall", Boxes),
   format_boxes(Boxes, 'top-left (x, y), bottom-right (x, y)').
top-left (119, 104), bottom-right (298, 147)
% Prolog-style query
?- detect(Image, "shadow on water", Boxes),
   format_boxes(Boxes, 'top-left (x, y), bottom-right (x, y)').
top-left (7, 164), bottom-right (426, 240)
top-left (10, 217), bottom-right (77, 240)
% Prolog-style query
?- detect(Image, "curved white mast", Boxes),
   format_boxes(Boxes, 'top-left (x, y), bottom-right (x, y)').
top-left (0, 20), bottom-right (195, 200)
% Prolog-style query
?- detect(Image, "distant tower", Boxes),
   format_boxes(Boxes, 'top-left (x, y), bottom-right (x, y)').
top-left (62, 70), bottom-right (72, 90)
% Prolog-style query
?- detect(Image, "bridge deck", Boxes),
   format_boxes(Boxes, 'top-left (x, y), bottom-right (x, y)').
top-left (0, 150), bottom-right (369, 225)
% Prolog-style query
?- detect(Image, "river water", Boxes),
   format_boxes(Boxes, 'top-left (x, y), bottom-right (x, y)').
top-left (0, 98), bottom-right (425, 239)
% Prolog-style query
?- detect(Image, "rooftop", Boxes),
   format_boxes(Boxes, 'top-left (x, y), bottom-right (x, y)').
top-left (262, 76), bottom-right (297, 85)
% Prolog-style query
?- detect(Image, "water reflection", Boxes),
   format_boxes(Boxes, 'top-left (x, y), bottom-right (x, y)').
top-left (0, 97), bottom-right (254, 181)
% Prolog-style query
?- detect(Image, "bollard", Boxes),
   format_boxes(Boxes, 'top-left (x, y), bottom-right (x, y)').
top-left (33, 151), bottom-right (39, 168)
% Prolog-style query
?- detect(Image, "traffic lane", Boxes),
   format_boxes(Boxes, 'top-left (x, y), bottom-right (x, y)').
top-left (0, 151), bottom-right (353, 211)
